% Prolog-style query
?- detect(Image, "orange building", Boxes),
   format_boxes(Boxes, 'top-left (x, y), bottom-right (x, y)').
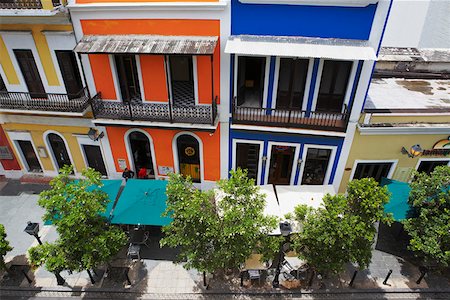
top-left (68, 1), bottom-right (230, 188)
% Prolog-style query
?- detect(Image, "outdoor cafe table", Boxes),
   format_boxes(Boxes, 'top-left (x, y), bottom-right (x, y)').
top-left (110, 179), bottom-right (172, 226)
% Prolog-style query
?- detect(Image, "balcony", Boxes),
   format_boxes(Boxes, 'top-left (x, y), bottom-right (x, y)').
top-left (0, 87), bottom-right (90, 115)
top-left (232, 101), bottom-right (349, 132)
top-left (91, 94), bottom-right (218, 126)
top-left (0, 0), bottom-right (60, 10)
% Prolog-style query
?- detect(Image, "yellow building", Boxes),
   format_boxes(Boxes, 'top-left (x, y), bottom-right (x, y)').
top-left (339, 78), bottom-right (450, 193)
top-left (0, 1), bottom-right (115, 178)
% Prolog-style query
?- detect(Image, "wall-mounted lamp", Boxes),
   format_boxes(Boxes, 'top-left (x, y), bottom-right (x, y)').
top-left (297, 159), bottom-right (303, 168)
top-left (262, 156), bottom-right (267, 162)
top-left (88, 128), bottom-right (104, 141)
top-left (401, 144), bottom-right (423, 158)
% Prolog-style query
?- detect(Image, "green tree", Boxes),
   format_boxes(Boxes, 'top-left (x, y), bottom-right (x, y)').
top-left (403, 165), bottom-right (450, 268)
top-left (28, 166), bottom-right (127, 278)
top-left (293, 178), bottom-right (391, 275)
top-left (0, 224), bottom-right (13, 271)
top-left (161, 169), bottom-right (277, 274)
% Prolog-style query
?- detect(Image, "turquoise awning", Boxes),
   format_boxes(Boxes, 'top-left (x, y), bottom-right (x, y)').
top-left (110, 179), bottom-right (171, 226)
top-left (381, 178), bottom-right (411, 222)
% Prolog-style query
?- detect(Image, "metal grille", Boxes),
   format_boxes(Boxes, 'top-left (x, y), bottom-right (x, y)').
top-left (0, 0), bottom-right (43, 9)
top-left (0, 87), bottom-right (90, 113)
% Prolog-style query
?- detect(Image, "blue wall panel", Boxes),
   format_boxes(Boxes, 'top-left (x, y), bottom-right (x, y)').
top-left (229, 130), bottom-right (344, 185)
top-left (231, 0), bottom-right (377, 40)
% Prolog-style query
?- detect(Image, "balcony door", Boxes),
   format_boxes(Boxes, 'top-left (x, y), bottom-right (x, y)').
top-left (115, 55), bottom-right (141, 103)
top-left (56, 50), bottom-right (83, 99)
top-left (169, 56), bottom-right (195, 107)
top-left (316, 60), bottom-right (352, 112)
top-left (276, 58), bottom-right (309, 110)
top-left (237, 56), bottom-right (265, 107)
top-left (14, 50), bottom-right (46, 99)
top-left (268, 145), bottom-right (296, 185)
top-left (17, 140), bottom-right (42, 173)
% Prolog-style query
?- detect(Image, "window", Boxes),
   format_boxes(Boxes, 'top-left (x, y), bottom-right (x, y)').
top-left (55, 50), bottom-right (83, 99)
top-left (237, 56), bottom-right (266, 107)
top-left (276, 58), bottom-right (309, 110)
top-left (235, 143), bottom-right (260, 181)
top-left (16, 140), bottom-right (42, 173)
top-left (301, 148), bottom-right (332, 185)
top-left (47, 133), bottom-right (72, 171)
top-left (417, 160), bottom-right (449, 175)
top-left (353, 162), bottom-right (393, 183)
top-left (316, 60), bottom-right (352, 112)
top-left (0, 74), bottom-right (6, 92)
top-left (115, 55), bottom-right (141, 102)
top-left (176, 134), bottom-right (201, 183)
top-left (169, 56), bottom-right (195, 106)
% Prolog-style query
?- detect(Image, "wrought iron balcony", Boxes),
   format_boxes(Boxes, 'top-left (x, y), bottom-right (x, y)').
top-left (232, 99), bottom-right (349, 132)
top-left (0, 0), bottom-right (60, 9)
top-left (0, 87), bottom-right (90, 114)
top-left (91, 94), bottom-right (218, 126)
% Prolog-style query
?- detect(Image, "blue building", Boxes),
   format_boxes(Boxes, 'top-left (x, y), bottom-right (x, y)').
top-left (225, 0), bottom-right (392, 190)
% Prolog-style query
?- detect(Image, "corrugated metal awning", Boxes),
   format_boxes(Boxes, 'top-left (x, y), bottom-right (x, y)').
top-left (74, 35), bottom-right (218, 55)
top-left (225, 35), bottom-right (377, 61)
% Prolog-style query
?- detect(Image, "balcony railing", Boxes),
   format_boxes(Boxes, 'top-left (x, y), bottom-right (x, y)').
top-left (232, 99), bottom-right (349, 132)
top-left (91, 94), bottom-right (218, 126)
top-left (0, 87), bottom-right (90, 113)
top-left (0, 0), bottom-right (42, 9)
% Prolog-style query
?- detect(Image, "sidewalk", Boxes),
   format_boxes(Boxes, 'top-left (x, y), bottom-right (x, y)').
top-left (0, 181), bottom-right (449, 297)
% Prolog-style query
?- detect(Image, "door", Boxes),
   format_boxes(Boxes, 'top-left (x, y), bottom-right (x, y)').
top-left (235, 142), bottom-right (260, 182)
top-left (169, 56), bottom-right (195, 106)
top-left (301, 148), bottom-right (332, 185)
top-left (14, 50), bottom-right (46, 99)
top-left (316, 60), bottom-right (352, 112)
top-left (176, 134), bottom-right (201, 183)
top-left (276, 58), bottom-right (309, 110)
top-left (47, 133), bottom-right (72, 170)
top-left (17, 140), bottom-right (42, 172)
top-left (55, 51), bottom-right (83, 99)
top-left (353, 162), bottom-right (393, 183)
top-left (115, 55), bottom-right (141, 103)
top-left (82, 145), bottom-right (107, 176)
top-left (237, 56), bottom-right (266, 107)
top-left (268, 145), bottom-right (295, 185)
top-left (128, 131), bottom-right (155, 178)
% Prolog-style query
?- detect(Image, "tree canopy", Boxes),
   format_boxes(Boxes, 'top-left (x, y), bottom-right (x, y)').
top-left (160, 169), bottom-right (277, 274)
top-left (28, 166), bottom-right (127, 274)
top-left (293, 178), bottom-right (391, 275)
top-left (0, 224), bottom-right (13, 271)
top-left (403, 165), bottom-right (450, 268)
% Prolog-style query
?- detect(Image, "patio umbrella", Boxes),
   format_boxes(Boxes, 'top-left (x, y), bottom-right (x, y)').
top-left (381, 178), bottom-right (412, 222)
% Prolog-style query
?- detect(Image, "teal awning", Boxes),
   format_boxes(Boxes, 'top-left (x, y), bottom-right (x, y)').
top-left (110, 179), bottom-right (171, 226)
top-left (381, 178), bottom-right (411, 221)
top-left (44, 179), bottom-right (122, 225)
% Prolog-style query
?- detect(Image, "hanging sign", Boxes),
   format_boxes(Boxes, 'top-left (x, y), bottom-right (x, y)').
top-left (158, 166), bottom-right (174, 176)
top-left (118, 159), bottom-right (127, 170)
top-left (422, 137), bottom-right (450, 156)
top-left (185, 147), bottom-right (196, 157)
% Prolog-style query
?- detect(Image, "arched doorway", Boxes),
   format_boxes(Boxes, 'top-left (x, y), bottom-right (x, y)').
top-left (176, 134), bottom-right (201, 183)
top-left (128, 131), bottom-right (155, 178)
top-left (47, 133), bottom-right (73, 171)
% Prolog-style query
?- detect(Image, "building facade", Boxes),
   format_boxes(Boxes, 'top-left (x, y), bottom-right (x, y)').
top-left (0, 0), bottom-right (102, 179)
top-left (226, 0), bottom-right (392, 190)
top-left (67, 0), bottom-right (230, 188)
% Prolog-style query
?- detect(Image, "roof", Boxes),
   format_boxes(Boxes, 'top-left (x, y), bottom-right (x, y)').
top-left (74, 35), bottom-right (218, 55)
top-left (225, 35), bottom-right (377, 60)
top-left (365, 78), bottom-right (450, 111)
top-left (379, 47), bottom-right (450, 62)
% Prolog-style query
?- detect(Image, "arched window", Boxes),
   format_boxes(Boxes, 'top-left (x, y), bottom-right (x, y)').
top-left (47, 133), bottom-right (72, 171)
top-left (128, 131), bottom-right (155, 178)
top-left (176, 134), bottom-right (200, 183)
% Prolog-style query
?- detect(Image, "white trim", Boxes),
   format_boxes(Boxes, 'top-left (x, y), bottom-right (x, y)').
top-left (349, 159), bottom-right (398, 181)
top-left (6, 131), bottom-right (44, 174)
top-left (332, 122), bottom-right (356, 191)
top-left (135, 55), bottom-right (146, 102)
top-left (368, 112), bottom-right (450, 117)
top-left (271, 57), bottom-right (313, 111)
top-left (230, 124), bottom-right (346, 137)
top-left (262, 56), bottom-right (270, 109)
top-left (357, 124), bottom-right (450, 135)
top-left (237, 0), bottom-right (377, 7)
top-left (299, 144), bottom-right (337, 185)
top-left (67, 1), bottom-right (228, 11)
top-left (310, 59), bottom-right (323, 112)
top-left (43, 130), bottom-right (77, 175)
top-left (415, 158), bottom-right (450, 171)
top-left (92, 117), bottom-right (218, 130)
top-left (109, 54), bottom-right (121, 101)
top-left (264, 141), bottom-right (300, 185)
top-left (232, 139), bottom-right (264, 185)
top-left (343, 61), bottom-right (358, 112)
top-left (193, 56), bottom-right (199, 105)
top-left (124, 128), bottom-right (158, 179)
top-left (233, 54), bottom-right (238, 99)
top-left (172, 132), bottom-right (205, 184)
